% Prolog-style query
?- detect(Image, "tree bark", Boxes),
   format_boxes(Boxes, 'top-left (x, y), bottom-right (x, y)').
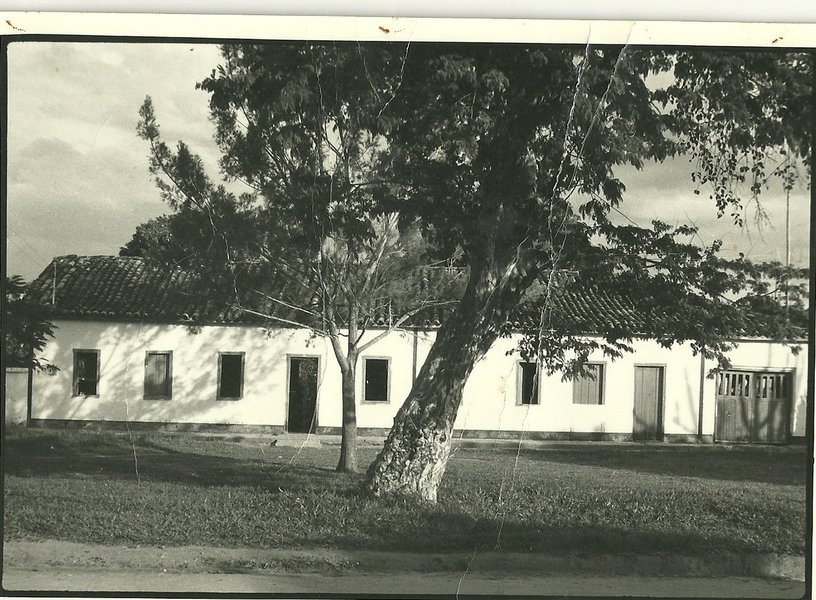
top-left (364, 257), bottom-right (526, 501)
top-left (334, 300), bottom-right (360, 474)
top-left (336, 364), bottom-right (359, 473)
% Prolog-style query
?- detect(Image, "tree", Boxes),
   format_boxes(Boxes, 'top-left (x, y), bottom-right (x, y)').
top-left (136, 43), bottom-right (458, 473)
top-left (138, 42), bottom-right (808, 498)
top-left (362, 46), bottom-right (811, 500)
top-left (2, 275), bottom-right (56, 371)
top-left (119, 214), bottom-right (191, 263)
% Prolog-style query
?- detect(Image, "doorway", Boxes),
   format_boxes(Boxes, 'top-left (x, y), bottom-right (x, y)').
top-left (633, 365), bottom-right (665, 441)
top-left (287, 357), bottom-right (318, 433)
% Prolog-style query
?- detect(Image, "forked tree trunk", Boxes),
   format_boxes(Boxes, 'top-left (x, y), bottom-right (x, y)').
top-left (336, 365), bottom-right (359, 473)
top-left (364, 259), bottom-right (526, 501)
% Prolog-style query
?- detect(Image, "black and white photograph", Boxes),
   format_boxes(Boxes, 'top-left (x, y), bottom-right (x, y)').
top-left (1, 12), bottom-right (813, 598)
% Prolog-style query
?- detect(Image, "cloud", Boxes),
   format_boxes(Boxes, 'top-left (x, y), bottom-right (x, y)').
top-left (6, 42), bottom-right (231, 279)
top-left (5, 41), bottom-right (812, 280)
top-left (613, 158), bottom-right (810, 267)
top-left (7, 136), bottom-right (169, 279)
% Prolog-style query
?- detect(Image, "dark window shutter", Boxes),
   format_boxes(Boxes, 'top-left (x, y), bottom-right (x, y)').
top-left (574, 364), bottom-right (603, 405)
top-left (364, 359), bottom-right (389, 402)
top-left (219, 354), bottom-right (244, 398)
top-left (145, 352), bottom-right (171, 398)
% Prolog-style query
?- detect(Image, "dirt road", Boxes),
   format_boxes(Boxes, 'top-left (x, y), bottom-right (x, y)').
top-left (3, 539), bottom-right (806, 597)
top-left (3, 568), bottom-right (806, 597)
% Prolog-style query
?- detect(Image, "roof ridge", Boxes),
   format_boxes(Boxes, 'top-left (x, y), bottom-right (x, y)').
top-left (51, 254), bottom-right (144, 260)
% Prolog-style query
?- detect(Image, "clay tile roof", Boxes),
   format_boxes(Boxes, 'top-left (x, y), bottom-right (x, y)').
top-left (28, 255), bottom-right (265, 325)
top-left (541, 287), bottom-right (651, 333)
top-left (35, 255), bottom-right (801, 341)
top-left (28, 255), bottom-right (658, 333)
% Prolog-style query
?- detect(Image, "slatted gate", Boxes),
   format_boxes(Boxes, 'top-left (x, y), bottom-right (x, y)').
top-left (715, 370), bottom-right (791, 444)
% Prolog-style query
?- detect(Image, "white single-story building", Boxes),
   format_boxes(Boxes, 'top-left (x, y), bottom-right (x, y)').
top-left (18, 255), bottom-right (809, 444)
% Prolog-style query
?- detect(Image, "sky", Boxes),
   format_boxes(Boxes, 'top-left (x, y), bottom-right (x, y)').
top-left (5, 40), bottom-right (811, 281)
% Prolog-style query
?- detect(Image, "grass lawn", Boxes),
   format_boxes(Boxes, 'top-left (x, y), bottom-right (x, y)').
top-left (3, 429), bottom-right (808, 556)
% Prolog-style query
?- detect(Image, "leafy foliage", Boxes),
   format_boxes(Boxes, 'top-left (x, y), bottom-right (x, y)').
top-left (2, 276), bottom-right (56, 370)
top-left (370, 45), bottom-right (809, 377)
top-left (139, 43), bottom-right (809, 383)
top-left (516, 235), bottom-right (808, 381)
top-left (118, 214), bottom-right (193, 263)
top-left (136, 44), bottom-right (454, 336)
top-left (658, 51), bottom-right (811, 223)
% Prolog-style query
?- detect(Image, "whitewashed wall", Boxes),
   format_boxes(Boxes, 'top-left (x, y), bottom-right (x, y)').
top-left (316, 328), bottom-right (430, 430)
top-left (31, 319), bottom-right (808, 439)
top-left (4, 367), bottom-right (29, 424)
top-left (455, 337), bottom-right (808, 439)
top-left (454, 337), bottom-right (705, 437)
top-left (32, 320), bottom-right (329, 427)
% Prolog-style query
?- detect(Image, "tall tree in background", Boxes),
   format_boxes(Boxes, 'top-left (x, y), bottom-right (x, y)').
top-left (362, 46), bottom-right (810, 500)
top-left (119, 215), bottom-right (190, 263)
top-left (136, 43), bottom-right (457, 473)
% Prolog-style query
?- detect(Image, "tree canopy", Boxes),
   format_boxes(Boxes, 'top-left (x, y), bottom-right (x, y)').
top-left (368, 45), bottom-right (809, 372)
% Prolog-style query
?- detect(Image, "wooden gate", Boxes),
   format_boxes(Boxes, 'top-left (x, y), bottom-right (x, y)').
top-left (715, 370), bottom-right (791, 444)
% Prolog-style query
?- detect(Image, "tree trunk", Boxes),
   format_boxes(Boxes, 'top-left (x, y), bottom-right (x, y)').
top-left (336, 364), bottom-right (359, 473)
top-left (364, 258), bottom-right (525, 501)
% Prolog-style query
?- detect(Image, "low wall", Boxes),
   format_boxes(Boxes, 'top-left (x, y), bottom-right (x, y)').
top-left (4, 367), bottom-right (29, 424)
top-left (27, 418), bottom-right (284, 434)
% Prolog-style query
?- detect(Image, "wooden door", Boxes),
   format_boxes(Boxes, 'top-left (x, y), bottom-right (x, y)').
top-left (287, 357), bottom-right (318, 433)
top-left (633, 366), bottom-right (664, 441)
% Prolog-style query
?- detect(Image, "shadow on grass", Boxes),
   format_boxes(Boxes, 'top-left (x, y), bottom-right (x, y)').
top-left (356, 510), bottom-right (768, 556)
top-left (3, 432), bottom-right (805, 555)
top-left (480, 443), bottom-right (808, 486)
top-left (3, 431), bottom-right (364, 494)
